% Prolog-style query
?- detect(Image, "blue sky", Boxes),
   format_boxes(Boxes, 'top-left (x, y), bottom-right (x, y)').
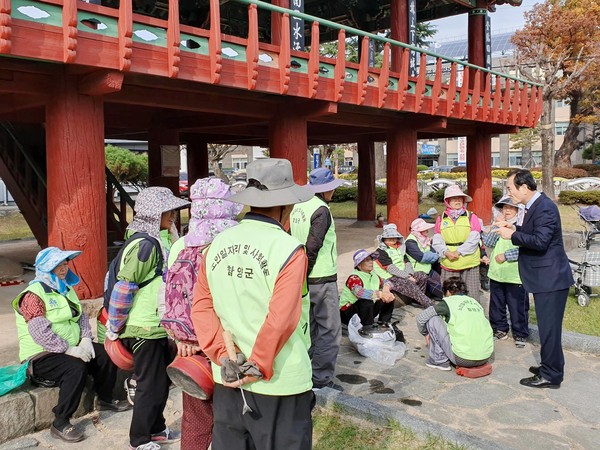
top-left (430, 0), bottom-right (538, 42)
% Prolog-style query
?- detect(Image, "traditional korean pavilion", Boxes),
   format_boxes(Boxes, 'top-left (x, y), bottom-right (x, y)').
top-left (0, 0), bottom-right (537, 299)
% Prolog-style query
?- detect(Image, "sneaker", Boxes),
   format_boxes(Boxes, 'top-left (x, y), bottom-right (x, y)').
top-left (50, 424), bottom-right (85, 443)
top-left (124, 377), bottom-right (137, 406)
top-left (425, 360), bottom-right (452, 371)
top-left (151, 427), bottom-right (181, 444)
top-left (129, 443), bottom-right (161, 450)
top-left (97, 398), bottom-right (132, 412)
top-left (493, 330), bottom-right (509, 341)
top-left (514, 336), bottom-right (528, 348)
top-left (312, 380), bottom-right (344, 392)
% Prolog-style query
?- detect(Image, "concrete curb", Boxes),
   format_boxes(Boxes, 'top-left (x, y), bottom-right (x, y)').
top-left (528, 325), bottom-right (600, 355)
top-left (315, 388), bottom-right (514, 450)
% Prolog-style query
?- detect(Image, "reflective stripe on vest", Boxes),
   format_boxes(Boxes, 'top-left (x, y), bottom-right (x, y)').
top-left (445, 295), bottom-right (493, 361)
top-left (371, 245), bottom-right (405, 280)
top-left (439, 213), bottom-right (480, 270)
top-left (405, 235), bottom-right (432, 274)
top-left (290, 196), bottom-right (337, 278)
top-left (13, 282), bottom-right (82, 361)
top-left (339, 270), bottom-right (381, 309)
top-left (488, 237), bottom-right (521, 284)
top-left (206, 219), bottom-right (312, 395)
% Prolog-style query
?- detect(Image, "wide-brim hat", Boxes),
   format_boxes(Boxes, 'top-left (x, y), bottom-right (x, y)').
top-left (353, 248), bottom-right (379, 268)
top-left (380, 223), bottom-right (403, 240)
top-left (444, 185), bottom-right (472, 203)
top-left (228, 158), bottom-right (313, 207)
top-left (104, 338), bottom-right (134, 371)
top-left (134, 187), bottom-right (190, 214)
top-left (495, 195), bottom-right (519, 210)
top-left (307, 167), bottom-right (345, 193)
top-left (167, 355), bottom-right (214, 400)
top-left (410, 218), bottom-right (435, 233)
top-left (34, 247), bottom-right (82, 273)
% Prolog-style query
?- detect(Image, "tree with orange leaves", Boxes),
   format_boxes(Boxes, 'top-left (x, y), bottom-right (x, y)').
top-left (512, 0), bottom-right (600, 193)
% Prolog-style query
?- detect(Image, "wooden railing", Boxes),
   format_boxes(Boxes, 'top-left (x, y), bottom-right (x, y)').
top-left (1, 0), bottom-right (542, 127)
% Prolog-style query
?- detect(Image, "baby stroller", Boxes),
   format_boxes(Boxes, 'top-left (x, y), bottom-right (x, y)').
top-left (570, 205), bottom-right (600, 306)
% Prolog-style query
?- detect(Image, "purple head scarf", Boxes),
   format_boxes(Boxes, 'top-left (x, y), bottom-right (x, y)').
top-left (185, 177), bottom-right (243, 247)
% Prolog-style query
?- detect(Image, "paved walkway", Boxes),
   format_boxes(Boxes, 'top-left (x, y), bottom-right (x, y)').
top-left (1, 223), bottom-right (600, 449)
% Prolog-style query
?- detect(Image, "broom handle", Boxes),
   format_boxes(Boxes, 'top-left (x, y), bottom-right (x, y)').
top-left (222, 330), bottom-right (237, 361)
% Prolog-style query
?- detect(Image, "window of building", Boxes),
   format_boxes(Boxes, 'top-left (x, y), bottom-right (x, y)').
top-left (446, 154), bottom-right (458, 165)
top-left (555, 99), bottom-right (570, 108)
top-left (555, 122), bottom-right (569, 136)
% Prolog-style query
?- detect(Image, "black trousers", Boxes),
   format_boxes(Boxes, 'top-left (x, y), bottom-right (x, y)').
top-left (489, 280), bottom-right (530, 338)
top-left (121, 337), bottom-right (176, 447)
top-left (212, 384), bottom-right (313, 450)
top-left (31, 343), bottom-right (117, 427)
top-left (340, 298), bottom-right (394, 327)
top-left (534, 289), bottom-right (568, 384)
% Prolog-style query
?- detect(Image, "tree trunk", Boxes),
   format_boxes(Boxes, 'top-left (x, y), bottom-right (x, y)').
top-left (521, 145), bottom-right (533, 168)
top-left (554, 92), bottom-right (586, 168)
top-left (540, 95), bottom-right (555, 196)
top-left (211, 160), bottom-right (230, 183)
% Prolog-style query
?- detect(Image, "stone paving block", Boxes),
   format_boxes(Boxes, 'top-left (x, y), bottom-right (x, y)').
top-left (436, 382), bottom-right (516, 409)
top-left (0, 391), bottom-right (35, 444)
top-left (488, 399), bottom-right (562, 426)
top-left (497, 428), bottom-right (571, 450)
top-left (0, 437), bottom-right (39, 450)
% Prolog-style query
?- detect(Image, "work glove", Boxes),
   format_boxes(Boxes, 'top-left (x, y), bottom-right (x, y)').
top-left (239, 361), bottom-right (263, 381)
top-left (421, 251), bottom-right (439, 264)
top-left (65, 346), bottom-right (92, 363)
top-left (105, 330), bottom-right (120, 341)
top-left (220, 352), bottom-right (246, 383)
top-left (79, 337), bottom-right (96, 360)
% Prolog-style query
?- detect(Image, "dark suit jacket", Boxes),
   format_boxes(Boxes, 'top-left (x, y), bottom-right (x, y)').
top-left (511, 192), bottom-right (574, 293)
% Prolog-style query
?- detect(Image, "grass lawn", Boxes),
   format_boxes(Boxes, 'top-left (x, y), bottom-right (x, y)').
top-left (313, 405), bottom-right (465, 450)
top-left (529, 290), bottom-right (600, 337)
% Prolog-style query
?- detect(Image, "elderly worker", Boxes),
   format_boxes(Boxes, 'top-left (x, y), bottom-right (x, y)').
top-left (339, 249), bottom-right (395, 337)
top-left (192, 158), bottom-right (315, 450)
top-left (405, 218), bottom-right (443, 301)
top-left (13, 247), bottom-right (129, 443)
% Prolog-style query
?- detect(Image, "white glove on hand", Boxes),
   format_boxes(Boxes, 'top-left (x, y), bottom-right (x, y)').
top-left (105, 330), bottom-right (119, 341)
top-left (65, 346), bottom-right (92, 363)
top-left (80, 337), bottom-right (96, 360)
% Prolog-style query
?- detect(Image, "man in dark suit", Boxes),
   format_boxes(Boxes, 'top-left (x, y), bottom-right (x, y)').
top-left (495, 169), bottom-right (573, 389)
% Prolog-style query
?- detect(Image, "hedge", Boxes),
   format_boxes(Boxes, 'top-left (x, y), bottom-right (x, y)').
top-left (331, 186), bottom-right (421, 204)
top-left (553, 168), bottom-right (588, 179)
top-left (558, 190), bottom-right (600, 205)
top-left (417, 165), bottom-right (429, 172)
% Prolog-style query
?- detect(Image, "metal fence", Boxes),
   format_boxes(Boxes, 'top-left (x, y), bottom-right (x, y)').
top-left (0, 179), bottom-right (14, 205)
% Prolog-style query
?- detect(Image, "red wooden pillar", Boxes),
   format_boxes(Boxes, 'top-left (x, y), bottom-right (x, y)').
top-left (271, 0), bottom-right (289, 46)
top-left (269, 109), bottom-right (308, 184)
top-left (357, 137), bottom-right (376, 221)
top-left (386, 127), bottom-right (418, 236)
top-left (46, 70), bottom-right (106, 300)
top-left (467, 131), bottom-right (492, 224)
top-left (185, 135), bottom-right (209, 184)
top-left (390, 0), bottom-right (408, 72)
top-left (468, 0), bottom-right (487, 86)
top-left (148, 125), bottom-right (180, 196)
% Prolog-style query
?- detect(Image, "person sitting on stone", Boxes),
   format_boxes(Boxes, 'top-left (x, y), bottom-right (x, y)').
top-left (339, 249), bottom-right (395, 337)
top-left (13, 247), bottom-right (130, 444)
top-left (416, 277), bottom-right (493, 371)
top-left (372, 224), bottom-right (435, 309)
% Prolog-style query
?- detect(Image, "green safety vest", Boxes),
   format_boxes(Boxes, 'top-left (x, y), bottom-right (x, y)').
top-left (339, 270), bottom-right (381, 309)
top-left (290, 196), bottom-right (337, 278)
top-left (205, 218), bottom-right (312, 395)
top-left (488, 237), bottom-right (521, 284)
top-left (445, 295), bottom-right (493, 361)
top-left (439, 213), bottom-right (480, 270)
top-left (13, 282), bottom-right (82, 362)
top-left (372, 245), bottom-right (405, 280)
top-left (119, 231), bottom-right (171, 339)
top-left (405, 235), bottom-right (432, 274)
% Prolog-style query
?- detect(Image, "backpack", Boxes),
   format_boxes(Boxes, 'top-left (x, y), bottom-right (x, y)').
top-left (103, 233), bottom-right (164, 310)
top-left (160, 245), bottom-right (206, 343)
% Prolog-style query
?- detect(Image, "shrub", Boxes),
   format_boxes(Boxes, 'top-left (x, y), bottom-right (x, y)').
top-left (558, 190), bottom-right (600, 205)
top-left (338, 173), bottom-right (358, 180)
top-left (331, 186), bottom-right (357, 202)
top-left (417, 172), bottom-right (464, 180)
top-left (573, 164), bottom-right (600, 177)
top-left (492, 187), bottom-right (503, 203)
top-left (450, 166), bottom-right (466, 173)
top-left (417, 165), bottom-right (429, 172)
top-left (553, 168), bottom-right (588, 179)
